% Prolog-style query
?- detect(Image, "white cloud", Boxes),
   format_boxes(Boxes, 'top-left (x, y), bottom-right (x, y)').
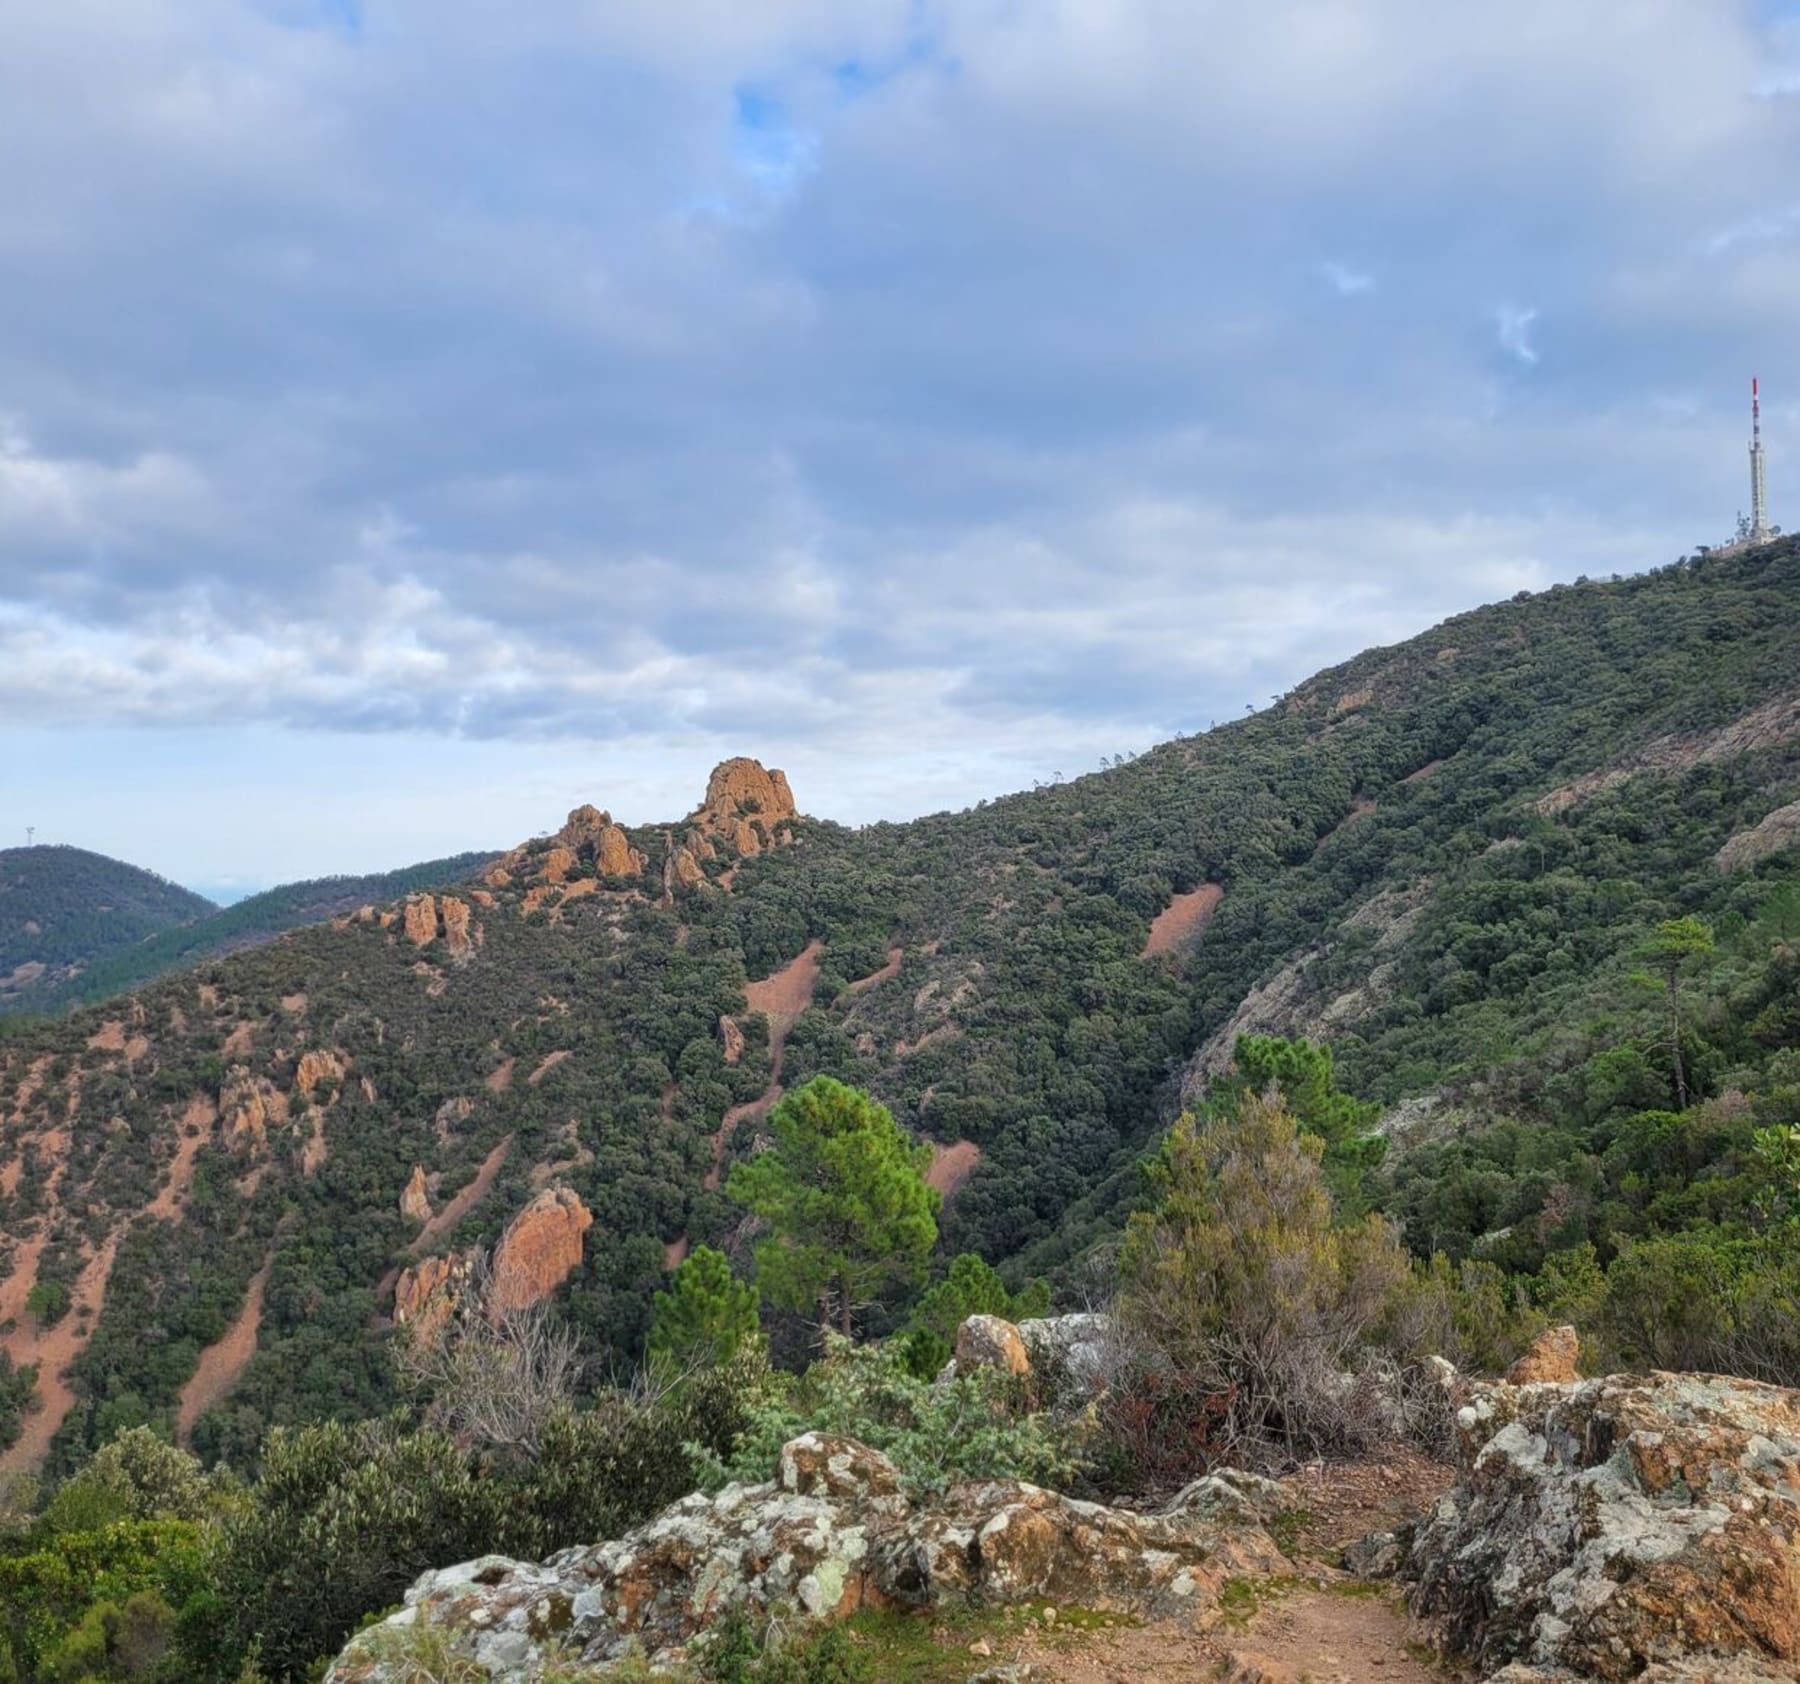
top-left (1495, 304), bottom-right (1541, 366)
top-left (1, 1), bottom-right (1796, 872)
top-left (1322, 261), bottom-right (1376, 295)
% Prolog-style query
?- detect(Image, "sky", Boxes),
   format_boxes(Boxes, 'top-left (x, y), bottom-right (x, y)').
top-left (5, 1), bottom-right (1800, 896)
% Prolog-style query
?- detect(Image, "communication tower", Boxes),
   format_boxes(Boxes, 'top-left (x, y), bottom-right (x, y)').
top-left (1750, 376), bottom-right (1771, 543)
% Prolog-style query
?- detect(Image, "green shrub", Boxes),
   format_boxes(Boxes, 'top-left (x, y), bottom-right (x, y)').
top-left (212, 1416), bottom-right (496, 1681)
top-left (0, 1521), bottom-right (213, 1684)
top-left (701, 1611), bottom-right (870, 1684)
top-left (1116, 1090), bottom-right (1411, 1471)
top-left (697, 1335), bottom-right (1085, 1499)
top-left (41, 1429), bottom-right (219, 1534)
top-left (24, 1282), bottom-right (69, 1327)
top-left (499, 1350), bottom-right (771, 1560)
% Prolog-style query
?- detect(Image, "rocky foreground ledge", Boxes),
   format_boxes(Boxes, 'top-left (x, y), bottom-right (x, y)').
top-left (1406, 1361), bottom-right (1800, 1683)
top-left (328, 1330), bottom-right (1800, 1682)
top-left (326, 1433), bottom-right (1289, 1680)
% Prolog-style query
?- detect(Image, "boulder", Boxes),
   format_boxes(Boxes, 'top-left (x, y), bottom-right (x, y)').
top-left (1018, 1312), bottom-right (1112, 1394)
top-left (326, 1432), bottom-right (1290, 1680)
top-left (1342, 1526), bottom-right (1409, 1579)
top-left (955, 1314), bottom-right (1031, 1378)
top-left (1504, 1324), bottom-right (1579, 1384)
top-left (1165, 1467), bottom-right (1287, 1526)
top-left (1409, 1368), bottom-right (1800, 1681)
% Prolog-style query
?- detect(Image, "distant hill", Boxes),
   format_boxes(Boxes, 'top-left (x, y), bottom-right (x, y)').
top-left (0, 846), bottom-right (217, 1007)
top-left (0, 852), bottom-right (499, 1014)
top-left (2, 542), bottom-right (1797, 1480)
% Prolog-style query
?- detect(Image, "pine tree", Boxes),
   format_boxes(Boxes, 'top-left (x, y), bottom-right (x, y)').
top-left (727, 1076), bottom-right (939, 1338)
top-left (648, 1246), bottom-right (760, 1371)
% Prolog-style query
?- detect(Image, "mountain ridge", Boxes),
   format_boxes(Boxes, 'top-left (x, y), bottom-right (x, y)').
top-left (1, 540), bottom-right (1797, 1477)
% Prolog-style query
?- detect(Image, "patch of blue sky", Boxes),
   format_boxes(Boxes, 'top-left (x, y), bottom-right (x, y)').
top-left (731, 88), bottom-right (820, 200)
top-left (831, 21), bottom-right (949, 101)
top-left (255, 0), bottom-right (361, 39)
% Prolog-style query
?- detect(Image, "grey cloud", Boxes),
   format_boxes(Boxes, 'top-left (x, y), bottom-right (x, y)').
top-left (0, 0), bottom-right (1793, 794)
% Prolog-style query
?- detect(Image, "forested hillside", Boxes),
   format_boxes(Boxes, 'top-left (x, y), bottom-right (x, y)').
top-left (0, 849), bottom-right (216, 1012)
top-left (1, 541), bottom-right (1797, 1480)
top-left (0, 853), bottom-right (498, 1017)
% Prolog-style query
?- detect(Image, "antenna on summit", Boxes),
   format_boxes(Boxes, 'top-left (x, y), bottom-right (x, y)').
top-left (1750, 376), bottom-right (1771, 543)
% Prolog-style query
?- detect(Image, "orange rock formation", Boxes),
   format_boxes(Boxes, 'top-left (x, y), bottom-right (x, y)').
top-left (220, 1066), bottom-right (288, 1145)
top-left (688, 758), bottom-right (797, 857)
top-left (489, 1186), bottom-right (593, 1319)
top-left (440, 896), bottom-right (474, 955)
top-left (400, 1164), bottom-right (433, 1224)
top-left (403, 895), bottom-right (439, 947)
top-left (294, 1049), bottom-right (345, 1099)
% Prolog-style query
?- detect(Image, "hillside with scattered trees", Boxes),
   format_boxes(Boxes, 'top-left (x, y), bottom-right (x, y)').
top-left (0, 849), bottom-right (217, 1012)
top-left (0, 540), bottom-right (1795, 1500)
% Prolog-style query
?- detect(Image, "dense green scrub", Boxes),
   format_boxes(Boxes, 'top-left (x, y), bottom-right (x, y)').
top-left (1, 542), bottom-right (1796, 1476)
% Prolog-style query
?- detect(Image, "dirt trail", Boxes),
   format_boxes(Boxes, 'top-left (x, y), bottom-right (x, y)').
top-left (705, 940), bottom-right (823, 1189)
top-left (1140, 884), bottom-right (1224, 959)
top-left (6, 1054), bottom-right (51, 1123)
top-left (843, 946), bottom-right (903, 998)
top-left (147, 1094), bottom-right (217, 1221)
top-left (176, 1248), bottom-right (274, 1443)
top-left (526, 1049), bottom-right (570, 1086)
top-left (978, 1452), bottom-right (1460, 1683)
top-left (990, 1585), bottom-right (1450, 1682)
top-left (0, 1231), bottom-right (122, 1475)
top-left (413, 1136), bottom-right (513, 1249)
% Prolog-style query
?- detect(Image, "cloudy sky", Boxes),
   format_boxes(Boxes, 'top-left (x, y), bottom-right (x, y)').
top-left (5, 1), bottom-right (1800, 896)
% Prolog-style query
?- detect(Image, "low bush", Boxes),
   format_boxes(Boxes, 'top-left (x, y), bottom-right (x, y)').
top-left (696, 1335), bottom-right (1086, 1498)
top-left (1113, 1090), bottom-right (1411, 1477)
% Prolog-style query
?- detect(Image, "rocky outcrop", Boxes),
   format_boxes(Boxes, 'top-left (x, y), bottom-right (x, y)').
top-left (439, 896), bottom-right (474, 956)
top-left (1503, 1324), bottom-right (1580, 1384)
top-left (557, 804), bottom-right (646, 879)
top-left (1409, 1365), bottom-right (1800, 1681)
top-left (393, 1252), bottom-right (475, 1342)
top-left (220, 1066), bottom-right (288, 1146)
top-left (403, 895), bottom-right (438, 947)
top-left (400, 1165), bottom-right (432, 1225)
top-left (294, 1049), bottom-right (345, 1100)
top-left (688, 758), bottom-right (797, 858)
top-left (718, 1014), bottom-right (744, 1065)
top-left (596, 826), bottom-right (642, 879)
top-left (661, 840), bottom-right (705, 900)
top-left (488, 1186), bottom-right (592, 1319)
top-left (1717, 798), bottom-right (1800, 874)
top-left (326, 1432), bottom-right (1289, 1681)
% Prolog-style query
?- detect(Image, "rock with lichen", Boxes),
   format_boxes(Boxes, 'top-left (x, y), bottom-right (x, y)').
top-left (324, 1433), bottom-right (1288, 1680)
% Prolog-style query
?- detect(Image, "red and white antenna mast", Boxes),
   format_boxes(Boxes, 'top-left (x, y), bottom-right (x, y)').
top-left (1750, 376), bottom-right (1771, 541)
